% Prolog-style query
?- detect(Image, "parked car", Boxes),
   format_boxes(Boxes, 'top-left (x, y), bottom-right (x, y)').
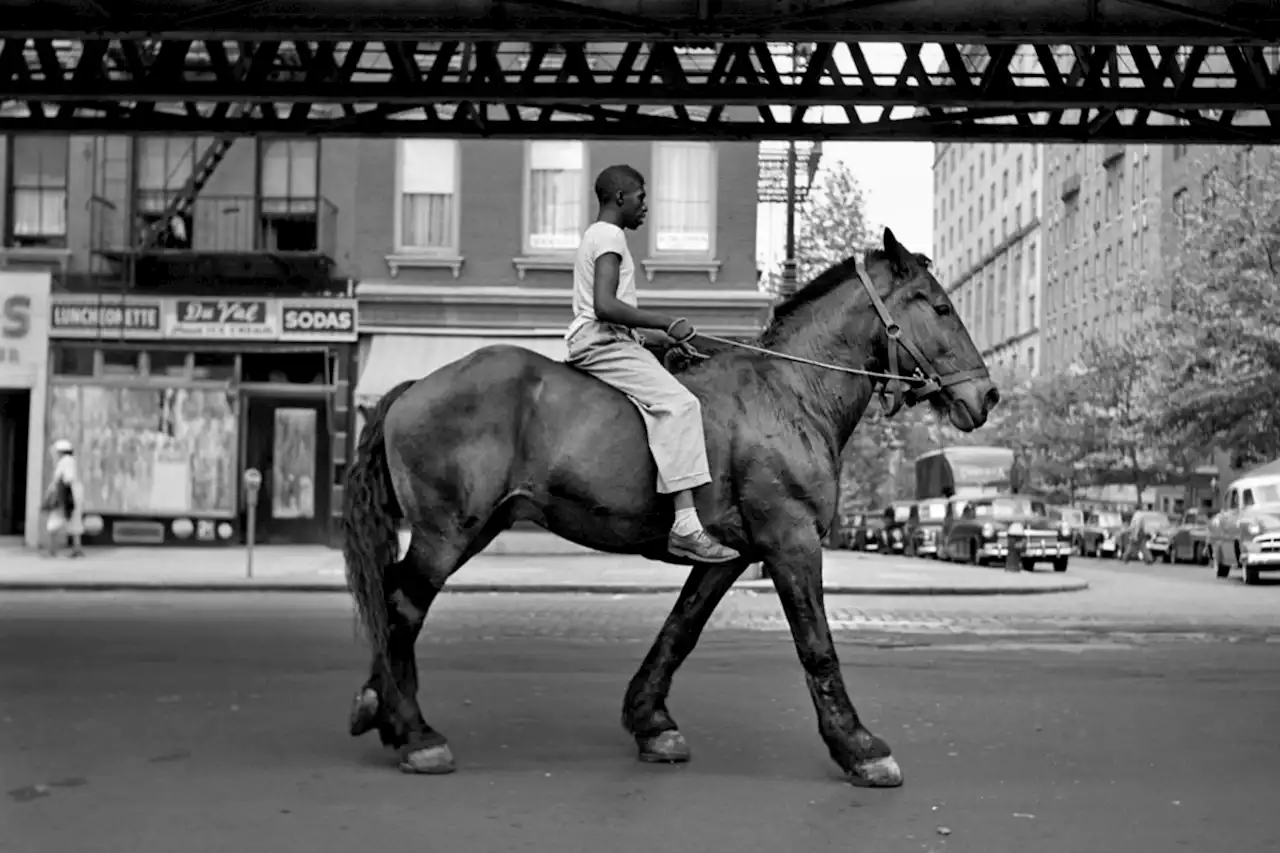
top-left (907, 498), bottom-right (948, 558)
top-left (1047, 506), bottom-right (1085, 556)
top-left (840, 508), bottom-right (887, 552)
top-left (1168, 508), bottom-right (1212, 564)
top-left (1119, 511), bottom-right (1174, 563)
top-left (1076, 510), bottom-right (1125, 558)
top-left (1208, 470), bottom-right (1280, 585)
top-left (939, 494), bottom-right (1070, 571)
top-left (881, 500), bottom-right (915, 554)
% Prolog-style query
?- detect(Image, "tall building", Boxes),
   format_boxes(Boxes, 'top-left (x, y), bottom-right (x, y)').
top-left (932, 140), bottom-right (1045, 376)
top-left (0, 131), bottom-right (767, 549)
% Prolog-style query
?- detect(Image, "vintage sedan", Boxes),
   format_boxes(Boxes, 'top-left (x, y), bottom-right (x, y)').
top-left (1208, 472), bottom-right (1280, 585)
top-left (843, 509), bottom-right (887, 552)
top-left (907, 498), bottom-right (949, 558)
top-left (940, 495), bottom-right (1070, 571)
top-left (1076, 510), bottom-right (1126, 558)
top-left (881, 500), bottom-right (915, 554)
top-left (1047, 505), bottom-right (1085, 556)
top-left (1168, 508), bottom-right (1212, 564)
top-left (1119, 511), bottom-right (1174, 563)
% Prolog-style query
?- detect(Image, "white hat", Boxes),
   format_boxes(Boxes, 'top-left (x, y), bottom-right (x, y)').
top-left (52, 439), bottom-right (73, 454)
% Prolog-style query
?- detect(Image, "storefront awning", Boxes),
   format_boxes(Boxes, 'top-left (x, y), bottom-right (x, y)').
top-left (355, 334), bottom-right (567, 406)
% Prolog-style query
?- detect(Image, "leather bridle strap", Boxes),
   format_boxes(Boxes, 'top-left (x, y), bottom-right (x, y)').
top-left (852, 260), bottom-right (989, 416)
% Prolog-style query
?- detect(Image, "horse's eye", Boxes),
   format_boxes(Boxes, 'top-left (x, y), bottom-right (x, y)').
top-left (934, 303), bottom-right (952, 316)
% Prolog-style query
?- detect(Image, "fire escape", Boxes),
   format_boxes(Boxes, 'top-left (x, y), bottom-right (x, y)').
top-left (86, 44), bottom-right (339, 297)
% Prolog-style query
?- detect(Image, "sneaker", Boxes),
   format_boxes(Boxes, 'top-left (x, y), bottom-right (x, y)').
top-left (668, 528), bottom-right (741, 564)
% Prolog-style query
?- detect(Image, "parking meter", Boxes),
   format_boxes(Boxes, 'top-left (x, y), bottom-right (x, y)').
top-left (243, 468), bottom-right (263, 578)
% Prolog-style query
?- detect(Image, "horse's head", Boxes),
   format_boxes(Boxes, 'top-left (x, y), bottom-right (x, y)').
top-left (864, 227), bottom-right (999, 431)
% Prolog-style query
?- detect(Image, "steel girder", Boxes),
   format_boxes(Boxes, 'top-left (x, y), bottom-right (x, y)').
top-left (2, 0), bottom-right (1279, 43)
top-left (4, 38), bottom-right (1280, 142)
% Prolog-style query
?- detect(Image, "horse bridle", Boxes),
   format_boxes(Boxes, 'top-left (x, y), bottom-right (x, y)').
top-left (851, 259), bottom-right (991, 417)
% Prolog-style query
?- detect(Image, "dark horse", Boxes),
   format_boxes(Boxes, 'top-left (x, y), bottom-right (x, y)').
top-left (342, 228), bottom-right (998, 788)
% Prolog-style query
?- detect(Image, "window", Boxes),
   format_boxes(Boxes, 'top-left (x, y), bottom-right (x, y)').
top-left (1002, 169), bottom-right (1009, 197)
top-left (526, 141), bottom-right (586, 253)
top-left (652, 142), bottom-right (714, 255)
top-left (10, 136), bottom-right (69, 245)
top-left (260, 139), bottom-right (320, 251)
top-left (1016, 155), bottom-right (1023, 184)
top-left (396, 140), bottom-right (460, 253)
top-left (1030, 190), bottom-right (1038, 216)
top-left (978, 195), bottom-right (985, 222)
top-left (261, 139), bottom-right (318, 211)
top-left (136, 137), bottom-right (197, 212)
top-left (1028, 295), bottom-right (1036, 328)
top-left (1027, 345), bottom-right (1035, 371)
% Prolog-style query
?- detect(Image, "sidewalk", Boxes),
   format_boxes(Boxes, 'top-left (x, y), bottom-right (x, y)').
top-left (0, 534), bottom-right (1087, 596)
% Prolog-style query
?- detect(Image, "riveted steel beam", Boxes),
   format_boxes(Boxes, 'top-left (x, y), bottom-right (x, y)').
top-left (1, 0), bottom-right (1278, 43)
top-left (3, 38), bottom-right (1280, 142)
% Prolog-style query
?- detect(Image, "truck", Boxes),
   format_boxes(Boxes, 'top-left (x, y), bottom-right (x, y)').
top-left (914, 446), bottom-right (1017, 500)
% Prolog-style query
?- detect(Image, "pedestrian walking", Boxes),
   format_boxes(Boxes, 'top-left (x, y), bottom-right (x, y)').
top-left (41, 439), bottom-right (85, 558)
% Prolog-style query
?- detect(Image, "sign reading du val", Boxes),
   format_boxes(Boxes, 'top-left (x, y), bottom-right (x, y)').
top-left (168, 299), bottom-right (277, 339)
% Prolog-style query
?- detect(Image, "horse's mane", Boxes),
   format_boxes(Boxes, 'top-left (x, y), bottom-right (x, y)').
top-left (758, 249), bottom-right (933, 346)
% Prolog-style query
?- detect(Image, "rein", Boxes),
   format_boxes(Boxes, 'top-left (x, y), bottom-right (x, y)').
top-left (683, 259), bottom-right (988, 417)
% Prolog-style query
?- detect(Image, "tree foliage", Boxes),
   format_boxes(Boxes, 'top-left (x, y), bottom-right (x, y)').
top-left (1143, 150), bottom-right (1280, 468)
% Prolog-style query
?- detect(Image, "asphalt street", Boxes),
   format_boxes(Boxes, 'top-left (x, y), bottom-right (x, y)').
top-left (3, 562), bottom-right (1279, 853)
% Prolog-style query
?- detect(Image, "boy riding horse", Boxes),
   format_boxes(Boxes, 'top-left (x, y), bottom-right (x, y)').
top-left (566, 164), bottom-right (739, 564)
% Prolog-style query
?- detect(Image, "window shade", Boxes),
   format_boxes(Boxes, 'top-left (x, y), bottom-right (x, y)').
top-left (401, 140), bottom-right (458, 194)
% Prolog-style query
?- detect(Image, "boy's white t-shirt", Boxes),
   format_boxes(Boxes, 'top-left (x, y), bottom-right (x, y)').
top-left (567, 221), bottom-right (637, 342)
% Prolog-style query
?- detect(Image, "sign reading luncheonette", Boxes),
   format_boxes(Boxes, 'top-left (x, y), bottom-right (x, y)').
top-left (48, 295), bottom-right (358, 342)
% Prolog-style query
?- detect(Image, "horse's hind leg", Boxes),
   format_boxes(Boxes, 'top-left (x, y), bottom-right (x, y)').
top-left (622, 561), bottom-right (748, 762)
top-left (349, 520), bottom-right (506, 774)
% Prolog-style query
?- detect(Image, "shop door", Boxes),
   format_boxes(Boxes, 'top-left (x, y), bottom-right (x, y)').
top-left (0, 391), bottom-right (31, 536)
top-left (244, 396), bottom-right (330, 544)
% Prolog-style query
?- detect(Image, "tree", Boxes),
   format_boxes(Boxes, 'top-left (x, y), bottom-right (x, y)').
top-left (1144, 149), bottom-right (1280, 468)
top-left (764, 158), bottom-right (876, 296)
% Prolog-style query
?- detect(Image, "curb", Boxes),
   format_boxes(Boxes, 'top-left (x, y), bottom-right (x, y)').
top-left (0, 578), bottom-right (1090, 596)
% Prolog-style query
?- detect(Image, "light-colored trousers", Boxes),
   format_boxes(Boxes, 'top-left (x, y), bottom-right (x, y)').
top-left (567, 321), bottom-right (712, 494)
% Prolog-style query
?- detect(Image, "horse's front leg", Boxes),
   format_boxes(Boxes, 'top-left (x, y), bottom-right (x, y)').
top-left (622, 561), bottom-right (748, 762)
top-left (765, 528), bottom-right (903, 788)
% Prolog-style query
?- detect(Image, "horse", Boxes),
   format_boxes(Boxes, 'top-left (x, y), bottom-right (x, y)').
top-left (341, 227), bottom-right (998, 788)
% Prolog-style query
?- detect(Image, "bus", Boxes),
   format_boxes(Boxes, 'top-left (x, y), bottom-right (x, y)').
top-left (914, 446), bottom-right (1017, 500)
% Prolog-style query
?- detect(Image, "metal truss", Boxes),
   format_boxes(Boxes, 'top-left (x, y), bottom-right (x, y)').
top-left (4, 0), bottom-right (1278, 43)
top-left (5, 38), bottom-right (1280, 142)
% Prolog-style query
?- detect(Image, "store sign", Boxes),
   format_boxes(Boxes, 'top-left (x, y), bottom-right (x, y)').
top-left (46, 294), bottom-right (358, 342)
top-left (50, 298), bottom-right (163, 338)
top-left (0, 271), bottom-right (51, 387)
top-left (168, 299), bottom-right (277, 339)
top-left (279, 300), bottom-right (358, 342)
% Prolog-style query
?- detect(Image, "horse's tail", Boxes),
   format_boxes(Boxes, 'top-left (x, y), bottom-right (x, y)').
top-left (342, 378), bottom-right (417, 660)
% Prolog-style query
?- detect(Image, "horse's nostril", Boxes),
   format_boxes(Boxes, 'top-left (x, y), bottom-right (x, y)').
top-left (984, 387), bottom-right (1001, 412)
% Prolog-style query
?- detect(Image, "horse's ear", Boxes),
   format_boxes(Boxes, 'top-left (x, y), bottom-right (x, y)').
top-left (882, 227), bottom-right (912, 275)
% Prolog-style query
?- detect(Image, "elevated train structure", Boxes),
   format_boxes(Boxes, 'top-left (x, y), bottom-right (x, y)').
top-left (1, 1), bottom-right (1280, 142)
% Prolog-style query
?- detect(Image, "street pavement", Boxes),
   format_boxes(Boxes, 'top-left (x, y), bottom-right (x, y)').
top-left (0, 540), bottom-right (1087, 595)
top-left (2, 558), bottom-right (1280, 853)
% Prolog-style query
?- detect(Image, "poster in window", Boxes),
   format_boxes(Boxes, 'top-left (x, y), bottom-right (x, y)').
top-left (271, 408), bottom-right (317, 520)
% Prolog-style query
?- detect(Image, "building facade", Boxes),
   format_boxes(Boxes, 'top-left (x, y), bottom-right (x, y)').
top-left (0, 271), bottom-right (52, 547)
top-left (1, 133), bottom-right (359, 548)
top-left (932, 140), bottom-right (1045, 376)
top-left (351, 138), bottom-right (770, 413)
top-left (1, 132), bottom-right (767, 549)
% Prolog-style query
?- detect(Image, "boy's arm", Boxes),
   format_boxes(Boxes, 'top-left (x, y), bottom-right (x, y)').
top-left (591, 252), bottom-right (682, 332)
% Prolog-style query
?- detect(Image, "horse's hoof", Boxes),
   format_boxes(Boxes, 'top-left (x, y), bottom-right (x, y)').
top-left (637, 730), bottom-right (691, 764)
top-left (399, 744), bottom-right (456, 775)
top-left (348, 688), bottom-right (379, 737)
top-left (850, 755), bottom-right (904, 788)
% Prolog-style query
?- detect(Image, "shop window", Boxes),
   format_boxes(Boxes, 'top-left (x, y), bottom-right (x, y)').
top-left (52, 345), bottom-right (96, 377)
top-left (241, 351), bottom-right (327, 384)
top-left (101, 348), bottom-right (142, 376)
top-left (192, 352), bottom-right (238, 381)
top-left (146, 350), bottom-right (189, 378)
top-left (47, 384), bottom-right (238, 514)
